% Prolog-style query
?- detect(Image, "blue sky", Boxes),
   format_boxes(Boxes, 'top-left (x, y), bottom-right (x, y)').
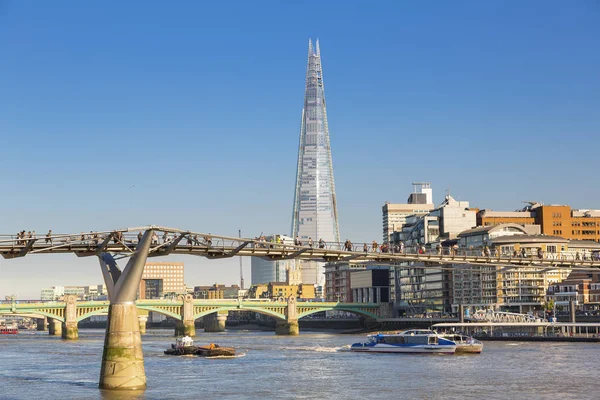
top-left (1, 1), bottom-right (599, 298)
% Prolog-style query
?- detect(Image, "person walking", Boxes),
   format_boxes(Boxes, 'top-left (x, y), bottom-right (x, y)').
top-left (318, 238), bottom-right (325, 249)
top-left (363, 243), bottom-right (368, 252)
top-left (308, 237), bottom-right (313, 248)
top-left (45, 230), bottom-right (52, 245)
top-left (372, 240), bottom-right (378, 252)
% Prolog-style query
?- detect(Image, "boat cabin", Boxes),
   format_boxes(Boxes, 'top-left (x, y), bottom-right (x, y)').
top-left (176, 336), bottom-right (194, 348)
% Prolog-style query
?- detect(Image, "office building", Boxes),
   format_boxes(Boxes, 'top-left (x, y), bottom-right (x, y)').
top-left (251, 235), bottom-right (299, 284)
top-left (382, 183), bottom-right (435, 243)
top-left (139, 262), bottom-right (185, 299)
top-left (290, 40), bottom-right (340, 293)
top-left (478, 203), bottom-right (600, 242)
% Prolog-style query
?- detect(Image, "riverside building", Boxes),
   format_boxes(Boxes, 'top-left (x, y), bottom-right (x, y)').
top-left (478, 203), bottom-right (600, 242)
top-left (451, 225), bottom-right (576, 314)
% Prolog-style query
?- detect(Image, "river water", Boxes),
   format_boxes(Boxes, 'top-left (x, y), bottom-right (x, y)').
top-left (0, 329), bottom-right (597, 399)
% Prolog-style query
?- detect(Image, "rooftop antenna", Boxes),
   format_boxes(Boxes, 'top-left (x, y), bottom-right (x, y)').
top-left (239, 229), bottom-right (244, 289)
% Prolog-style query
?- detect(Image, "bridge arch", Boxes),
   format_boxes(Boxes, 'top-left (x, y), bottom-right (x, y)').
top-left (297, 307), bottom-right (379, 320)
top-left (0, 311), bottom-right (64, 322)
top-left (76, 307), bottom-right (109, 323)
top-left (193, 306), bottom-right (286, 321)
top-left (136, 305), bottom-right (182, 321)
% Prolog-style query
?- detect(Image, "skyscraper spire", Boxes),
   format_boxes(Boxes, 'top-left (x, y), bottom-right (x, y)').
top-left (291, 39), bottom-right (340, 249)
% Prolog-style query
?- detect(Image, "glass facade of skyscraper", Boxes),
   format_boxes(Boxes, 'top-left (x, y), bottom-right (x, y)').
top-left (291, 39), bottom-right (340, 246)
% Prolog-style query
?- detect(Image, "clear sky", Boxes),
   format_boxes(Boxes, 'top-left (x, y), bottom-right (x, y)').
top-left (1, 1), bottom-right (599, 298)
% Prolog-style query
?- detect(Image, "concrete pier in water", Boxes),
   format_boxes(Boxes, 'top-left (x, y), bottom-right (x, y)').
top-left (48, 318), bottom-right (62, 336)
top-left (204, 312), bottom-right (227, 333)
top-left (276, 297), bottom-right (299, 336)
top-left (62, 295), bottom-right (78, 340)
top-left (97, 230), bottom-right (153, 390)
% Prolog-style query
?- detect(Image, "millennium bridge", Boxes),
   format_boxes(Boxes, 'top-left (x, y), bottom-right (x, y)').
top-left (1, 225), bottom-right (597, 390)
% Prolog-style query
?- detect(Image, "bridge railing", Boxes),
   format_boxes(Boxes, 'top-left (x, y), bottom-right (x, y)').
top-left (1, 229), bottom-right (599, 263)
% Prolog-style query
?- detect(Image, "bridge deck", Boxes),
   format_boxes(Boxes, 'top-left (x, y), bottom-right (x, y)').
top-left (1, 226), bottom-right (598, 268)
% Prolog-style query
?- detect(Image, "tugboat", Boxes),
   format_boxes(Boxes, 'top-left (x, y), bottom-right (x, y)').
top-left (164, 336), bottom-right (198, 355)
top-left (164, 336), bottom-right (235, 357)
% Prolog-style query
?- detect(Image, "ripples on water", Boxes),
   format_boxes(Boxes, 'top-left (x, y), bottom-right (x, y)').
top-left (1, 329), bottom-right (598, 400)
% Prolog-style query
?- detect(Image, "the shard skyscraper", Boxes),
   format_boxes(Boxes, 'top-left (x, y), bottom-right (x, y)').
top-left (291, 39), bottom-right (340, 290)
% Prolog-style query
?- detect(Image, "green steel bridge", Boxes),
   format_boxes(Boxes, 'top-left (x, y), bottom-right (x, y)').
top-left (0, 297), bottom-right (381, 327)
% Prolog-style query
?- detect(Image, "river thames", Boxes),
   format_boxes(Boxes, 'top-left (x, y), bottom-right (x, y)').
top-left (0, 329), bottom-right (597, 399)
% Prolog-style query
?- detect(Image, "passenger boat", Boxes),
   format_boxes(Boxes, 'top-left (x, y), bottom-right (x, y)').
top-left (350, 329), bottom-right (456, 354)
top-left (0, 324), bottom-right (18, 334)
top-left (164, 336), bottom-right (235, 357)
top-left (440, 334), bottom-right (483, 354)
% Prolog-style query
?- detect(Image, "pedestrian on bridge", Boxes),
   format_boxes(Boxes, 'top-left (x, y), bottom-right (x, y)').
top-left (372, 240), bottom-right (378, 253)
top-left (137, 231), bottom-right (143, 243)
top-left (308, 237), bottom-right (313, 248)
top-left (45, 230), bottom-right (52, 245)
top-left (204, 235), bottom-right (212, 247)
top-left (318, 238), bottom-right (325, 249)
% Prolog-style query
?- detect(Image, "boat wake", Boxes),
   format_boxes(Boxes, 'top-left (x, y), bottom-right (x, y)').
top-left (205, 352), bottom-right (246, 359)
top-left (279, 345), bottom-right (346, 353)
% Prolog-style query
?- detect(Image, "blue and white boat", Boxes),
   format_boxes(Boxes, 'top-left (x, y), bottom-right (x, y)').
top-left (350, 329), bottom-right (456, 354)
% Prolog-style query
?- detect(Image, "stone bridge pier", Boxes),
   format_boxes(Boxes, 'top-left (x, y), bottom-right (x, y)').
top-left (175, 294), bottom-right (196, 337)
top-left (138, 315), bottom-right (148, 335)
top-left (62, 295), bottom-right (79, 340)
top-left (275, 297), bottom-right (299, 336)
top-left (204, 311), bottom-right (227, 332)
top-left (36, 317), bottom-right (47, 331)
top-left (48, 318), bottom-right (62, 336)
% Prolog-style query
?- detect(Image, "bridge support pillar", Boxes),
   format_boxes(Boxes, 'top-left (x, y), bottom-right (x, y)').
top-left (61, 295), bottom-right (79, 340)
top-left (101, 303), bottom-right (145, 390)
top-left (62, 321), bottom-right (79, 340)
top-left (138, 315), bottom-right (148, 335)
top-left (276, 296), bottom-right (299, 335)
top-left (36, 317), bottom-right (47, 331)
top-left (175, 320), bottom-right (196, 337)
top-left (98, 229), bottom-right (153, 391)
top-left (203, 312), bottom-right (227, 332)
top-left (175, 294), bottom-right (195, 337)
top-left (275, 320), bottom-right (299, 336)
top-left (48, 318), bottom-right (62, 336)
